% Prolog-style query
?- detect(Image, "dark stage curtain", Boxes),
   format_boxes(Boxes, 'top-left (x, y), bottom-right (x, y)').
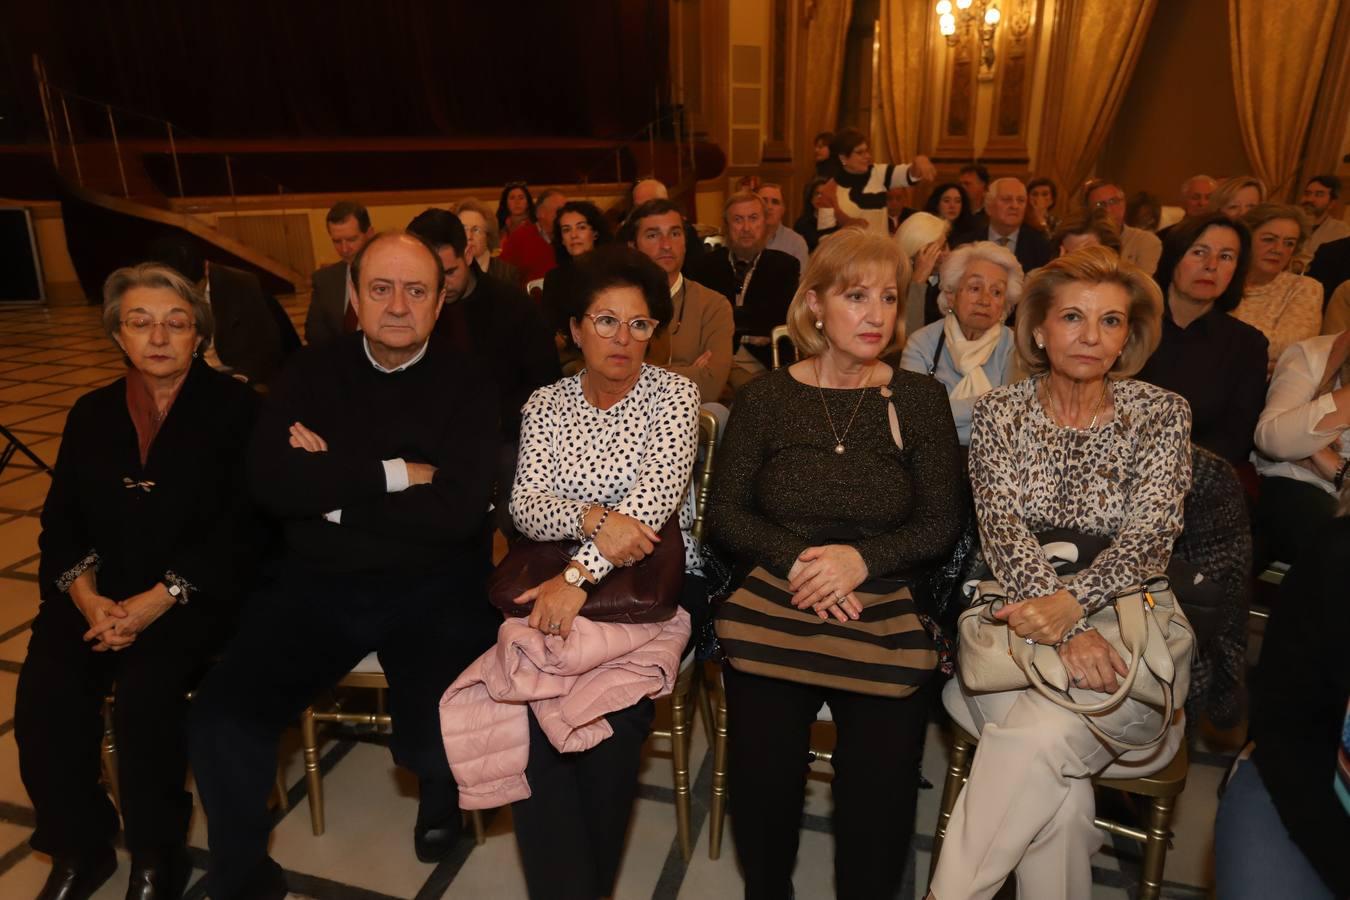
top-left (3, 0), bottom-right (669, 141)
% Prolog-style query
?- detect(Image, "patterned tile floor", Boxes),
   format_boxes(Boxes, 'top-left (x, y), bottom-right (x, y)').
top-left (0, 300), bottom-right (1231, 898)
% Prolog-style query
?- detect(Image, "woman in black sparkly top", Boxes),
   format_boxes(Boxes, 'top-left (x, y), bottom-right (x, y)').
top-left (707, 227), bottom-right (963, 899)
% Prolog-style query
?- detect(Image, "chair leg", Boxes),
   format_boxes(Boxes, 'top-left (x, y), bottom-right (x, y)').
top-left (670, 669), bottom-right (693, 862)
top-left (708, 683), bottom-right (730, 860)
top-left (100, 698), bottom-right (121, 813)
top-left (300, 706), bottom-right (325, 836)
top-left (928, 735), bottom-right (974, 884)
top-left (1137, 795), bottom-right (1175, 900)
top-left (272, 765), bottom-right (288, 812)
top-left (694, 665), bottom-right (715, 744)
top-left (464, 809), bottom-right (486, 845)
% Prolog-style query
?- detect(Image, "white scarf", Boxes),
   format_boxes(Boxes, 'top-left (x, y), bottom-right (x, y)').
top-left (942, 314), bottom-right (1003, 400)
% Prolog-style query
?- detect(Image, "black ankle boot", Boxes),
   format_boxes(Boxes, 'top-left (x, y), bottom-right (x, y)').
top-left (413, 776), bottom-right (463, 863)
top-left (124, 846), bottom-right (190, 900)
top-left (36, 847), bottom-right (117, 900)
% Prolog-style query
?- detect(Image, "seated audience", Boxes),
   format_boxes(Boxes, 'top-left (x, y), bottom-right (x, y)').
top-left (794, 176), bottom-right (840, 252)
top-left (951, 178), bottom-right (1054, 275)
top-left (1252, 330), bottom-right (1350, 567)
top-left (893, 211), bottom-right (951, 331)
top-left (925, 181), bottom-right (979, 237)
top-left (307, 200), bottom-right (374, 347)
top-left (1297, 174), bottom-right (1350, 269)
top-left (708, 228), bottom-right (961, 899)
top-left (1138, 213), bottom-right (1268, 466)
top-left (1214, 496), bottom-right (1350, 900)
top-left (815, 128), bottom-right (937, 235)
top-left (688, 191), bottom-right (801, 390)
top-left (1235, 204), bottom-right (1323, 371)
top-left (18, 263), bottom-right (257, 900)
top-left (1051, 207), bottom-right (1124, 257)
top-left (628, 198), bottom-right (734, 401)
top-left (1085, 179), bottom-right (1162, 275)
top-left (1127, 191), bottom-right (1162, 231)
top-left (1157, 173), bottom-right (1217, 242)
top-left (497, 180), bottom-right (536, 237)
top-left (901, 242), bottom-right (1021, 445)
top-left (505, 245), bottom-right (701, 900)
top-left (929, 246), bottom-right (1191, 900)
top-left (147, 234), bottom-right (292, 386)
top-left (1210, 174), bottom-right (1267, 219)
top-left (757, 182), bottom-right (810, 271)
top-left (454, 196), bottom-right (521, 285)
top-left (1027, 176), bottom-right (1059, 233)
top-left (500, 188), bottom-right (566, 284)
top-left (959, 163), bottom-right (991, 228)
top-left (189, 232), bottom-right (501, 899)
top-left (886, 185), bottom-right (917, 234)
top-left (542, 201), bottom-right (613, 370)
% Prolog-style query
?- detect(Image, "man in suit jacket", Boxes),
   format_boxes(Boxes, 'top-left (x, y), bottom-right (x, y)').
top-left (305, 201), bottom-right (373, 347)
top-left (1308, 235), bottom-right (1350, 304)
top-left (688, 191), bottom-right (800, 391)
top-left (950, 177), bottom-right (1053, 275)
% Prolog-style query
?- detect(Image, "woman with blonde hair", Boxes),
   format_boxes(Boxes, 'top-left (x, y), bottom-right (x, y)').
top-left (1210, 175), bottom-right (1268, 219)
top-left (894, 211), bottom-right (951, 335)
top-left (708, 227), bottom-right (962, 899)
top-left (1236, 203), bottom-right (1324, 371)
top-left (453, 197), bottom-right (521, 285)
top-left (928, 246), bottom-right (1192, 900)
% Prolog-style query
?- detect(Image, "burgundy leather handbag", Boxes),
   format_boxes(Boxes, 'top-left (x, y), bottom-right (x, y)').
top-left (488, 514), bottom-right (684, 624)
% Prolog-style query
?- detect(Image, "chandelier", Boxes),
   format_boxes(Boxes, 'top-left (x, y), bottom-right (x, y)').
top-left (935, 0), bottom-right (1002, 81)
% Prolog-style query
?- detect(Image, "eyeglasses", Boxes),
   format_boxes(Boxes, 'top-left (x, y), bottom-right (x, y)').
top-left (584, 313), bottom-right (659, 342)
top-left (1094, 196), bottom-right (1125, 209)
top-left (464, 225), bottom-right (487, 236)
top-left (121, 315), bottom-right (195, 336)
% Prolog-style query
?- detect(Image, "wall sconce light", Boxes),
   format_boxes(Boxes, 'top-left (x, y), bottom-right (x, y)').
top-left (935, 0), bottom-right (1002, 81)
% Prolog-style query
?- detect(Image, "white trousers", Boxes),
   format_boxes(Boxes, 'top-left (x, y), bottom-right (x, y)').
top-left (929, 678), bottom-right (1183, 900)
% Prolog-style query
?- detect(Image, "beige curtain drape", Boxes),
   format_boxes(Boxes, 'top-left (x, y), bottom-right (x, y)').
top-left (800, 0), bottom-right (854, 168)
top-left (1230, 0), bottom-right (1342, 200)
top-left (1297, 2), bottom-right (1350, 193)
top-left (1037, 0), bottom-right (1158, 198)
top-left (875, 0), bottom-right (930, 165)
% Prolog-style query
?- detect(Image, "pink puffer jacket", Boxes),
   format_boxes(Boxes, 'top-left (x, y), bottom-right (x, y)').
top-left (440, 609), bottom-right (691, 809)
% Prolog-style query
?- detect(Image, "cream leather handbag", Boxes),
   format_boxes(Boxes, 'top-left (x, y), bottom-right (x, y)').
top-left (957, 575), bottom-right (1195, 752)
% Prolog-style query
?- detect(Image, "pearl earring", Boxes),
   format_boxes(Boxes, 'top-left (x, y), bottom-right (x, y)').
top-left (815, 320), bottom-right (824, 330)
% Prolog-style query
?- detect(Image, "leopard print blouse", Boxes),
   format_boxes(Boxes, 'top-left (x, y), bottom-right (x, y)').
top-left (968, 376), bottom-right (1193, 641)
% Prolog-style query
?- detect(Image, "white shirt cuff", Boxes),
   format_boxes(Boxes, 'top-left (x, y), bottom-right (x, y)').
top-left (324, 509), bottom-right (342, 524)
top-left (382, 458), bottom-right (411, 492)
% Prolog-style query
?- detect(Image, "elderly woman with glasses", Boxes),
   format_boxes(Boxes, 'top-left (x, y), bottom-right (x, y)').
top-left (454, 196), bottom-right (521, 285)
top-left (16, 263), bottom-right (258, 900)
top-left (1236, 203), bottom-right (1324, 372)
top-left (900, 242), bottom-right (1022, 445)
top-left (507, 244), bottom-right (703, 900)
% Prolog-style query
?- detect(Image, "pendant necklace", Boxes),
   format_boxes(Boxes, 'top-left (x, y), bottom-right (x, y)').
top-left (815, 358), bottom-right (872, 454)
top-left (1044, 376), bottom-right (1109, 432)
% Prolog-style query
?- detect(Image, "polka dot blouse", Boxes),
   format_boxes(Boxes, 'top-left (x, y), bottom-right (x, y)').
top-left (510, 364), bottom-right (702, 580)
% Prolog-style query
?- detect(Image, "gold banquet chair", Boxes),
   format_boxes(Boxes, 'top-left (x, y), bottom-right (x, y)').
top-left (928, 723), bottom-right (1188, 900)
top-left (644, 405), bottom-right (722, 861)
top-left (770, 324), bottom-right (792, 370)
top-left (298, 656), bottom-right (486, 843)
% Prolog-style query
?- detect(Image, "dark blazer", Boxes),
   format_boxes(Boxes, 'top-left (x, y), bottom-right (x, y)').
top-left (951, 222), bottom-right (1054, 274)
top-left (687, 246), bottom-right (800, 368)
top-left (305, 261), bottom-right (349, 348)
top-left (37, 361), bottom-right (259, 606)
top-left (208, 263), bottom-right (289, 385)
top-left (1307, 235), bottom-right (1350, 304)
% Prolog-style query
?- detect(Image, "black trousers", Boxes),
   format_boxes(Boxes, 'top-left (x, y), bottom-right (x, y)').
top-left (16, 593), bottom-right (224, 857)
top-left (511, 699), bottom-right (655, 900)
top-left (723, 667), bottom-right (932, 900)
top-left (189, 565), bottom-right (498, 899)
top-left (1254, 475), bottom-right (1337, 569)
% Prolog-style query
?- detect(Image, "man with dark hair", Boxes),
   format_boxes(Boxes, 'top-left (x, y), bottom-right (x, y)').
top-left (959, 163), bottom-right (991, 219)
top-left (407, 208), bottom-right (559, 535)
top-left (1298, 174), bottom-right (1350, 268)
top-left (190, 231), bottom-right (501, 899)
top-left (950, 177), bottom-right (1053, 275)
top-left (306, 200), bottom-right (374, 347)
top-left (629, 198), bottom-right (734, 400)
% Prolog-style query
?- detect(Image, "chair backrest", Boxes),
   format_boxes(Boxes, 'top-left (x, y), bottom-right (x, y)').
top-left (691, 406), bottom-right (725, 544)
top-left (770, 324), bottom-right (792, 370)
top-left (526, 277), bottom-right (544, 302)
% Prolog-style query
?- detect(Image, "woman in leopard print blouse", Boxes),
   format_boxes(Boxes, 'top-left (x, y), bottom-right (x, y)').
top-left (928, 246), bottom-right (1193, 900)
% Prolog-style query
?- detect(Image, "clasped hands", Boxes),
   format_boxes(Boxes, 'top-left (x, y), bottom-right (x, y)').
top-left (72, 580), bottom-right (174, 653)
top-left (993, 589), bottom-right (1128, 693)
top-left (787, 545), bottom-right (867, 623)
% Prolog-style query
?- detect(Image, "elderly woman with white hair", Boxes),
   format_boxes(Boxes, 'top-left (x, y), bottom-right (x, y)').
top-left (453, 197), bottom-right (522, 285)
top-left (894, 211), bottom-right (952, 336)
top-left (900, 241), bottom-right (1022, 445)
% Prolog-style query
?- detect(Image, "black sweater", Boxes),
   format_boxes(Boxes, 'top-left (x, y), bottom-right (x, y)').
top-left (1249, 518), bottom-right (1350, 895)
top-left (38, 360), bottom-right (259, 606)
top-left (248, 334), bottom-right (499, 575)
